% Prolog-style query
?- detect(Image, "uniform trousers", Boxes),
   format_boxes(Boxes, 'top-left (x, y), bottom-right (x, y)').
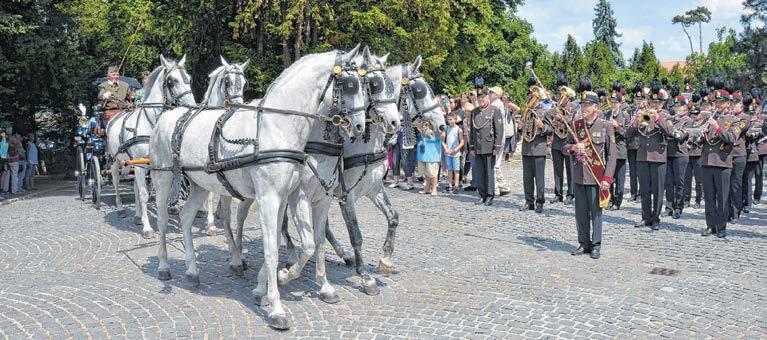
top-left (729, 156), bottom-right (746, 218)
top-left (665, 156), bottom-right (689, 212)
top-left (702, 166), bottom-right (730, 232)
top-left (684, 156), bottom-right (703, 204)
top-left (743, 161), bottom-right (759, 209)
top-left (551, 150), bottom-right (573, 200)
top-left (392, 144), bottom-right (416, 178)
top-left (493, 151), bottom-right (508, 195)
top-left (611, 158), bottom-right (627, 206)
top-left (628, 149), bottom-right (639, 197)
top-left (754, 155), bottom-right (764, 200)
top-left (573, 184), bottom-right (603, 249)
top-left (474, 153), bottom-right (496, 199)
top-left (522, 155), bottom-right (546, 206)
top-left (637, 161), bottom-right (666, 224)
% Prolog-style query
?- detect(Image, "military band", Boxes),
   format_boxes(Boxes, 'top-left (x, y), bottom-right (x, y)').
top-left (478, 69), bottom-right (766, 256)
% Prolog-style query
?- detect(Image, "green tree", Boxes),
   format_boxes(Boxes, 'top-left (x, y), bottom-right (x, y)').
top-left (583, 41), bottom-right (618, 89)
top-left (738, 0), bottom-right (767, 86)
top-left (592, 0), bottom-right (624, 68)
top-left (629, 41), bottom-right (661, 82)
top-left (557, 34), bottom-right (586, 86)
top-left (686, 28), bottom-right (745, 85)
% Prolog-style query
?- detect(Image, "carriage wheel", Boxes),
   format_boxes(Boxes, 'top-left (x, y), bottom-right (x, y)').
top-left (90, 156), bottom-right (102, 210)
top-left (76, 146), bottom-right (86, 201)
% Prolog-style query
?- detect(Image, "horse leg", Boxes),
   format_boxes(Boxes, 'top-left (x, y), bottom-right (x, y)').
top-left (277, 188), bottom-right (315, 286)
top-left (311, 199), bottom-right (339, 304)
top-left (338, 198), bottom-right (379, 295)
top-left (369, 187), bottom-right (399, 277)
top-left (179, 183), bottom-right (209, 287)
top-left (235, 198), bottom-right (255, 270)
top-left (254, 191), bottom-right (291, 329)
top-left (152, 170), bottom-right (173, 280)
top-left (134, 167), bottom-right (154, 238)
top-left (325, 219), bottom-right (354, 266)
top-left (282, 213), bottom-right (299, 269)
top-left (204, 193), bottom-right (219, 235)
top-left (111, 161), bottom-right (126, 217)
top-left (217, 195), bottom-right (243, 276)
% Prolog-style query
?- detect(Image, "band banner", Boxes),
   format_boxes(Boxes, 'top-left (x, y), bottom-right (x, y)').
top-left (574, 119), bottom-right (611, 208)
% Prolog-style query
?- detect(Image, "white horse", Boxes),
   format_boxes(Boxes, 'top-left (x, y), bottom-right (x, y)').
top-left (106, 55), bottom-right (196, 239)
top-left (150, 46), bottom-right (368, 330)
top-left (281, 57), bottom-right (447, 294)
top-left (174, 56), bottom-right (250, 235)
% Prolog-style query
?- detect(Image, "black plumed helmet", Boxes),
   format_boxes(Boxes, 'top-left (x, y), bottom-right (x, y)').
top-left (661, 78), bottom-right (669, 87)
top-left (670, 84), bottom-right (680, 98)
top-left (612, 80), bottom-right (623, 93)
top-left (713, 77), bottom-right (725, 90)
top-left (706, 77), bottom-right (714, 88)
top-left (692, 92), bottom-right (701, 103)
top-left (750, 87), bottom-right (762, 99)
top-left (527, 75), bottom-right (538, 87)
top-left (684, 75), bottom-right (691, 85)
top-left (650, 79), bottom-right (661, 95)
top-left (578, 76), bottom-right (592, 93)
top-left (743, 94), bottom-right (754, 109)
top-left (596, 88), bottom-right (608, 98)
top-left (724, 81), bottom-right (735, 95)
top-left (556, 70), bottom-right (569, 87)
top-left (698, 87), bottom-right (710, 98)
top-left (632, 81), bottom-right (644, 95)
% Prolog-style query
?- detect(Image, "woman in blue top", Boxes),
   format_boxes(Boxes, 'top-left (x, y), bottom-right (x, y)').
top-left (416, 122), bottom-right (443, 195)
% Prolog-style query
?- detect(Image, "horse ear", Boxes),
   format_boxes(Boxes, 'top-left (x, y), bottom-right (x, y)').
top-left (362, 45), bottom-right (372, 65)
top-left (178, 54), bottom-right (187, 67)
top-left (160, 54), bottom-right (170, 68)
top-left (220, 55), bottom-right (231, 68)
top-left (342, 43), bottom-right (361, 64)
top-left (380, 52), bottom-right (390, 66)
top-left (411, 55), bottom-right (422, 73)
top-left (239, 59), bottom-right (250, 70)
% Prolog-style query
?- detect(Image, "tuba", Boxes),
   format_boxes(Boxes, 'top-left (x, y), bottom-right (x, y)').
top-left (554, 87), bottom-right (574, 139)
top-left (521, 85), bottom-right (546, 142)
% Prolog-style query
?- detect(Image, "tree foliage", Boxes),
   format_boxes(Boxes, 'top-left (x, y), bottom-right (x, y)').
top-left (592, 0), bottom-right (624, 68)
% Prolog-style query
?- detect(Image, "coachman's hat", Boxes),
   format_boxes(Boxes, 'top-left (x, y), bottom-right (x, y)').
top-left (107, 65), bottom-right (120, 74)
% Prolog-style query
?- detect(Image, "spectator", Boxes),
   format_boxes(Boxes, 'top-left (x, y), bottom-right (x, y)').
top-left (388, 127), bottom-right (416, 190)
top-left (24, 132), bottom-right (38, 190)
top-left (0, 130), bottom-right (8, 195)
top-left (6, 135), bottom-right (22, 194)
top-left (461, 96), bottom-right (478, 191)
top-left (14, 133), bottom-right (26, 193)
top-left (442, 113), bottom-right (465, 193)
top-left (416, 121), bottom-right (442, 195)
top-left (502, 94), bottom-right (521, 162)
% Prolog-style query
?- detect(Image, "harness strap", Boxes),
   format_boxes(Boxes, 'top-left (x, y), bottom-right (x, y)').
top-left (343, 151), bottom-right (387, 170)
top-left (116, 135), bottom-right (150, 158)
top-left (304, 141), bottom-right (344, 157)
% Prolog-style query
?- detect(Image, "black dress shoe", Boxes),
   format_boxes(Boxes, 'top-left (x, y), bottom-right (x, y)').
top-left (464, 186), bottom-right (477, 192)
top-left (701, 228), bottom-right (714, 236)
top-left (609, 204), bottom-right (621, 211)
top-left (499, 190), bottom-right (511, 197)
top-left (519, 204), bottom-right (533, 211)
top-left (651, 222), bottom-right (660, 231)
top-left (717, 230), bottom-right (727, 238)
top-left (564, 197), bottom-right (574, 205)
top-left (571, 246), bottom-right (592, 256)
top-left (664, 208), bottom-right (674, 216)
top-left (484, 197), bottom-right (494, 206)
top-left (672, 210), bottom-right (681, 219)
top-left (475, 197), bottom-right (487, 205)
top-left (534, 205), bottom-right (543, 214)
top-left (742, 207), bottom-right (750, 214)
top-left (634, 220), bottom-right (649, 228)
top-left (549, 197), bottom-right (563, 204)
top-left (589, 246), bottom-right (601, 259)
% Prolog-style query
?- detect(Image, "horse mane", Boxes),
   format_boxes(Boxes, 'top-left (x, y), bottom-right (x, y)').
top-left (203, 65), bottom-right (226, 102)
top-left (141, 65), bottom-right (165, 102)
top-left (263, 51), bottom-right (339, 103)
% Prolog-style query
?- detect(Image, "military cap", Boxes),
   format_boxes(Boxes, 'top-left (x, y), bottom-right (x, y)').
top-left (582, 91), bottom-right (600, 105)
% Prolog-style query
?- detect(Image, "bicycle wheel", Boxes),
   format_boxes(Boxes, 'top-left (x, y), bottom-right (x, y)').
top-left (90, 156), bottom-right (103, 209)
top-left (76, 146), bottom-right (86, 201)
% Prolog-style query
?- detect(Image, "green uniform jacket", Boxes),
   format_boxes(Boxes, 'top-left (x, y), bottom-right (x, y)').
top-left (97, 80), bottom-right (130, 109)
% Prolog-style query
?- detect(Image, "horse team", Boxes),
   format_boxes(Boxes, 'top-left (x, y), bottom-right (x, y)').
top-left (103, 45), bottom-right (447, 330)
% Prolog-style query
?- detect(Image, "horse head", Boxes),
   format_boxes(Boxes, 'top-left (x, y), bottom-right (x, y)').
top-left (159, 54), bottom-right (196, 107)
top-left (361, 47), bottom-right (400, 134)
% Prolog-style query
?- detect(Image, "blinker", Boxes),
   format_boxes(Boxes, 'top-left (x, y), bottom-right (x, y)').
top-left (340, 75), bottom-right (360, 95)
top-left (368, 75), bottom-right (384, 95)
top-left (411, 81), bottom-right (428, 100)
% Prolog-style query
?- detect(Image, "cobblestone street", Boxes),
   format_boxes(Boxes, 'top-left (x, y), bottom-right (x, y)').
top-left (1, 159), bottom-right (765, 339)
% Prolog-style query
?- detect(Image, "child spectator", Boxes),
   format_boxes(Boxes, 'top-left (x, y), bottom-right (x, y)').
top-left (442, 113), bottom-right (464, 193)
top-left (416, 122), bottom-right (443, 195)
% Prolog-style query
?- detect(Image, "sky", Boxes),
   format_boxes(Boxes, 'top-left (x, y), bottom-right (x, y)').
top-left (517, 0), bottom-right (753, 61)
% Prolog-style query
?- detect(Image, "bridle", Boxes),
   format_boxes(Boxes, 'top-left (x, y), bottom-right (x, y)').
top-left (361, 65), bottom-right (397, 124)
top-left (398, 65), bottom-right (441, 127)
top-left (221, 66), bottom-right (246, 105)
top-left (162, 65), bottom-right (194, 107)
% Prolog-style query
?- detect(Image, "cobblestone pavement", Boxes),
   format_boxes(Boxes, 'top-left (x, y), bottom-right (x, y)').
top-left (1, 159), bottom-right (766, 339)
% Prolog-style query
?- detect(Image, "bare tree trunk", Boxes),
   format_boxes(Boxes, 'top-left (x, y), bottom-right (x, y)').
top-left (293, 2), bottom-right (307, 61)
top-left (698, 22), bottom-right (704, 54)
top-left (682, 26), bottom-right (694, 55)
top-left (311, 17), bottom-right (318, 48)
top-left (281, 0), bottom-right (291, 68)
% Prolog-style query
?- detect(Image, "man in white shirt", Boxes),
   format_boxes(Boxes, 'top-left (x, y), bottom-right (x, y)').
top-left (488, 86), bottom-right (510, 196)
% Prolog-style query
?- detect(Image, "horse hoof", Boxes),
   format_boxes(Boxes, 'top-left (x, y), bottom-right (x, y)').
top-left (343, 252), bottom-right (355, 267)
top-left (205, 225), bottom-right (219, 236)
top-left (132, 216), bottom-right (142, 225)
top-left (229, 264), bottom-right (244, 276)
top-left (320, 291), bottom-right (340, 304)
top-left (158, 270), bottom-right (171, 281)
top-left (253, 294), bottom-right (269, 307)
top-left (362, 279), bottom-right (380, 296)
top-left (269, 314), bottom-right (291, 330)
top-left (117, 210), bottom-right (128, 218)
top-left (185, 273), bottom-right (200, 287)
top-left (378, 258), bottom-right (393, 277)
top-left (241, 259), bottom-right (248, 270)
top-left (142, 230), bottom-right (154, 239)
top-left (169, 206), bottom-right (180, 215)
top-left (277, 268), bottom-right (291, 285)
